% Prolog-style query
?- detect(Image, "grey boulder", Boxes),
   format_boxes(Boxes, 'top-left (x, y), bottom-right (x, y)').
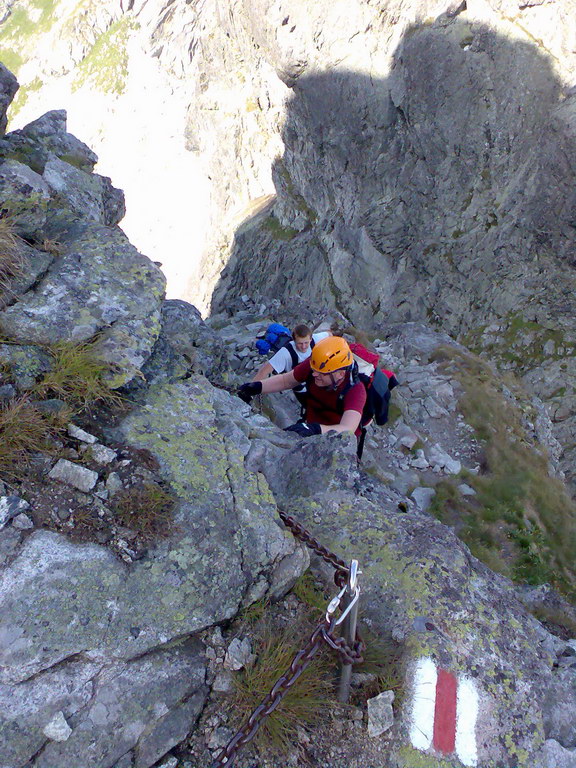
top-left (0, 62), bottom-right (17, 136)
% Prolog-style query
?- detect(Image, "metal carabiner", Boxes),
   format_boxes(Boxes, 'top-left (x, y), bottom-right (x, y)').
top-left (325, 583), bottom-right (361, 626)
top-left (333, 586), bottom-right (360, 626)
top-left (325, 583), bottom-right (347, 622)
top-left (348, 559), bottom-right (359, 592)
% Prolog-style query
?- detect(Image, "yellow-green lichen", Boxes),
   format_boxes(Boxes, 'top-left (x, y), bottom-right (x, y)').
top-left (504, 733), bottom-right (531, 767)
top-left (72, 16), bottom-right (139, 95)
top-left (121, 381), bottom-right (233, 502)
top-left (0, 0), bottom-right (57, 86)
top-left (395, 746), bottom-right (460, 768)
top-left (8, 76), bottom-right (42, 119)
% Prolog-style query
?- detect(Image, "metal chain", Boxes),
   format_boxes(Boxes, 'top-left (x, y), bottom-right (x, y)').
top-left (321, 628), bottom-right (364, 665)
top-left (277, 509), bottom-right (349, 587)
top-left (210, 509), bottom-right (363, 767)
top-left (212, 616), bottom-right (363, 767)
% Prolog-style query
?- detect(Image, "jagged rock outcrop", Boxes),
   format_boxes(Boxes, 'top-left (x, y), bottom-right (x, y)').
top-left (1, 10), bottom-right (576, 768)
top-left (197, 299), bottom-right (576, 766)
top-left (6, 1), bottom-right (576, 493)
top-left (247, 432), bottom-right (575, 768)
top-left (0, 61), bottom-right (17, 134)
top-left (0, 80), bottom-right (306, 768)
top-left (201, 0), bottom-right (576, 489)
top-left (134, 299), bottom-right (231, 389)
top-left (5, 109), bottom-right (98, 172)
top-left (0, 380), bottom-right (308, 767)
top-left (0, 101), bottom-right (162, 386)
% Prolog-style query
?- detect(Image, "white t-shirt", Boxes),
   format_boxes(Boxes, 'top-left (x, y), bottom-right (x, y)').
top-left (269, 332), bottom-right (330, 374)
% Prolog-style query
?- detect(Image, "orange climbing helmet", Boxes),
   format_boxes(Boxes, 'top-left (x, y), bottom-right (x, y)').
top-left (310, 336), bottom-right (353, 373)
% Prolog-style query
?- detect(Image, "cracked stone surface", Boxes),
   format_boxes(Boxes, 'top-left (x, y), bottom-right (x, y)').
top-left (0, 371), bottom-right (308, 767)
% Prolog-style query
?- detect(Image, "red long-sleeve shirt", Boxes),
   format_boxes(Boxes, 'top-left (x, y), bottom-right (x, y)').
top-left (293, 360), bottom-right (367, 436)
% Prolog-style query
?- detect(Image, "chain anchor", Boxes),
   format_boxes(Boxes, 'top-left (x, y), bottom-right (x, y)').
top-left (336, 559), bottom-right (361, 702)
top-left (212, 513), bottom-right (364, 768)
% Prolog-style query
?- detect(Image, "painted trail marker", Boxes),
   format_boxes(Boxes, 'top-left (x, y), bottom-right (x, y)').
top-left (410, 657), bottom-right (479, 767)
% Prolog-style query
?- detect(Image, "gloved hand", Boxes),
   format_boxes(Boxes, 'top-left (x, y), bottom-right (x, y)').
top-left (284, 421), bottom-right (322, 437)
top-left (238, 381), bottom-right (262, 404)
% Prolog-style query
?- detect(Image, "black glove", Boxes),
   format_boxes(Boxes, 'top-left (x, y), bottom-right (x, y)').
top-left (238, 381), bottom-right (262, 404)
top-left (285, 421), bottom-right (322, 437)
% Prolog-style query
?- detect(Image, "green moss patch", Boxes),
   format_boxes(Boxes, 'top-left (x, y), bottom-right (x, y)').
top-left (0, 48), bottom-right (24, 76)
top-left (262, 214), bottom-right (299, 241)
top-left (463, 311), bottom-right (576, 370)
top-left (8, 76), bottom-right (43, 119)
top-left (291, 570), bottom-right (332, 615)
top-left (429, 346), bottom-right (576, 600)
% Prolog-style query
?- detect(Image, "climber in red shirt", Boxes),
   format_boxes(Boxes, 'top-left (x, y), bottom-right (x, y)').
top-left (238, 336), bottom-right (366, 438)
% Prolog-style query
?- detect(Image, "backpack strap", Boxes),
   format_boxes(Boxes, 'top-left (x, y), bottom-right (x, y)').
top-left (286, 341), bottom-right (299, 369)
top-left (336, 362), bottom-right (359, 406)
top-left (287, 337), bottom-right (314, 369)
top-left (286, 342), bottom-right (307, 392)
top-left (338, 364), bottom-right (376, 426)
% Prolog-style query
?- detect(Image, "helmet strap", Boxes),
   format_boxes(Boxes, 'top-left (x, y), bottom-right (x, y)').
top-left (327, 366), bottom-right (351, 391)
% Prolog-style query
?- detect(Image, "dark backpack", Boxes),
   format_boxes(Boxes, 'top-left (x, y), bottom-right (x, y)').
top-left (306, 342), bottom-right (398, 426)
top-left (349, 343), bottom-right (398, 426)
top-left (362, 365), bottom-right (399, 425)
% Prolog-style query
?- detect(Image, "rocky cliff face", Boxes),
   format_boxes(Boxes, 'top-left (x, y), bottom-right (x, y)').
top-left (0, 74), bottom-right (307, 768)
top-left (2, 3), bottom-right (576, 767)
top-left (201, 0), bottom-right (576, 489)
top-left (0, 70), bottom-right (575, 768)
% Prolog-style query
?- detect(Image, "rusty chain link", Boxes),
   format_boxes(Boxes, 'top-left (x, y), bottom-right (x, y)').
top-left (322, 629), bottom-right (364, 665)
top-left (277, 508), bottom-right (349, 587)
top-left (210, 510), bottom-right (364, 768)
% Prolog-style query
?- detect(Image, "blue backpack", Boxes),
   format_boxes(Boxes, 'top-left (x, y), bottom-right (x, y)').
top-left (256, 323), bottom-right (294, 356)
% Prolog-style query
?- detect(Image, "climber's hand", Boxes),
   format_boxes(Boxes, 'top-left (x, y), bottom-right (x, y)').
top-left (285, 421), bottom-right (322, 437)
top-left (238, 381), bottom-right (262, 404)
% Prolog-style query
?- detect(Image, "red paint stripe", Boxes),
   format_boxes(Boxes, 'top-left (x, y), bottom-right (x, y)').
top-left (433, 668), bottom-right (457, 754)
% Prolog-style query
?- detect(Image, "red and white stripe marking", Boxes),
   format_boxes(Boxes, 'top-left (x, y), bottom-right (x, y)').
top-left (409, 657), bottom-right (479, 766)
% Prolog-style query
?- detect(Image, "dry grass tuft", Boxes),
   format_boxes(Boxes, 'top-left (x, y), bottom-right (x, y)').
top-left (0, 396), bottom-right (56, 476)
top-left (227, 616), bottom-right (334, 755)
top-left (33, 338), bottom-right (124, 413)
top-left (0, 217), bottom-right (25, 292)
top-left (113, 481), bottom-right (175, 539)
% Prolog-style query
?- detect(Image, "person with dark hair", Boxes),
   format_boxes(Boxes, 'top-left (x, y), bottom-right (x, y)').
top-left (251, 323), bottom-right (331, 408)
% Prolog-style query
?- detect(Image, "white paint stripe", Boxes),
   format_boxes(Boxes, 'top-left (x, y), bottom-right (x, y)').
top-left (410, 657), bottom-right (438, 751)
top-left (455, 675), bottom-right (479, 767)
